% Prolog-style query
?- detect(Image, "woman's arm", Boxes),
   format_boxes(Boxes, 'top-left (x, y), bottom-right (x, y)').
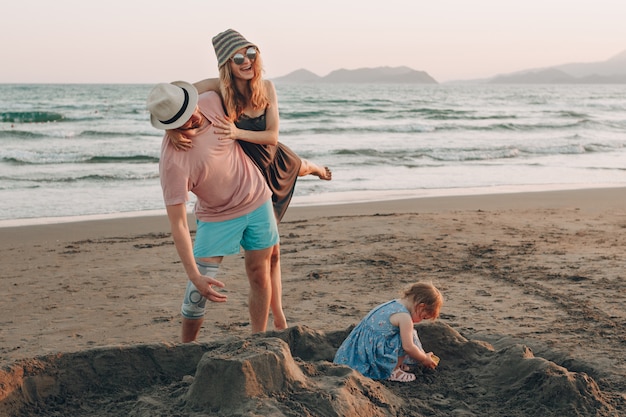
top-left (194, 78), bottom-right (220, 94)
top-left (168, 79), bottom-right (221, 150)
top-left (169, 79), bottom-right (279, 148)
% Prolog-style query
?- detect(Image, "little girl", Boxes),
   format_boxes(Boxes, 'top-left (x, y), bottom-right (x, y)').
top-left (333, 282), bottom-right (443, 382)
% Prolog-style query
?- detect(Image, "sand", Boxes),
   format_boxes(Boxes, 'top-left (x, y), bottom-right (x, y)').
top-left (1, 188), bottom-right (625, 416)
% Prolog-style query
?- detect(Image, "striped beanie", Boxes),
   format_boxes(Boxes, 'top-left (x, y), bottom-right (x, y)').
top-left (212, 29), bottom-right (258, 68)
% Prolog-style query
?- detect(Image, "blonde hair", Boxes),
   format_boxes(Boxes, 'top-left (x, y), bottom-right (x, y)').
top-left (403, 282), bottom-right (443, 317)
top-left (219, 52), bottom-right (268, 121)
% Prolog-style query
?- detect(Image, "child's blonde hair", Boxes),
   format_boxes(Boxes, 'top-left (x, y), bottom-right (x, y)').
top-left (403, 282), bottom-right (443, 317)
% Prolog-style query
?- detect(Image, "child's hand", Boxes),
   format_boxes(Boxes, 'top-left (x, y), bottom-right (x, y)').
top-left (430, 353), bottom-right (440, 366)
top-left (421, 352), bottom-right (438, 369)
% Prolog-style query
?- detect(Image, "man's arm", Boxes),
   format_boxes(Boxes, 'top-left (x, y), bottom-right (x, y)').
top-left (165, 203), bottom-right (227, 302)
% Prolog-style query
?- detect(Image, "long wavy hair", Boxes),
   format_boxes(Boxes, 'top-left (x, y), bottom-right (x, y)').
top-left (219, 50), bottom-right (268, 121)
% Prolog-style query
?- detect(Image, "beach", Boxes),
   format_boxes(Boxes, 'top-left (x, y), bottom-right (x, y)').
top-left (1, 187), bottom-right (625, 416)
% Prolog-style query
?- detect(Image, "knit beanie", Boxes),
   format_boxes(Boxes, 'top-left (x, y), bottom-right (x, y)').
top-left (212, 29), bottom-right (258, 68)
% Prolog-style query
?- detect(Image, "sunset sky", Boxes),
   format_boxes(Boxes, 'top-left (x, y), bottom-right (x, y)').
top-left (2, 0), bottom-right (625, 84)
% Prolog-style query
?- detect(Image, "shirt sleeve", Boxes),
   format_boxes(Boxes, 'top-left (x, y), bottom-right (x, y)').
top-left (159, 136), bottom-right (190, 206)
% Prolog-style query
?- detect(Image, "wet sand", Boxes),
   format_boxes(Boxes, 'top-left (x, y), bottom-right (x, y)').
top-left (1, 188), bottom-right (625, 416)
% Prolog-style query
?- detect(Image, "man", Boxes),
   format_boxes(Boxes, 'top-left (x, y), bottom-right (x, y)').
top-left (146, 81), bottom-right (278, 341)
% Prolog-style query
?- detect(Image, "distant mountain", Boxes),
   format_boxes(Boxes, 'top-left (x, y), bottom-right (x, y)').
top-left (554, 49), bottom-right (626, 77)
top-left (272, 50), bottom-right (626, 85)
top-left (273, 69), bottom-right (322, 83)
top-left (489, 68), bottom-right (577, 84)
top-left (488, 50), bottom-right (626, 84)
top-left (273, 66), bottom-right (437, 84)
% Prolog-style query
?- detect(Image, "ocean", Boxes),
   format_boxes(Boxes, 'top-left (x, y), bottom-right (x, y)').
top-left (1, 83), bottom-right (625, 226)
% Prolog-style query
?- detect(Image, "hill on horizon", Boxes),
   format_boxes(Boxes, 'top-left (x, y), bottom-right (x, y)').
top-left (272, 66), bottom-right (438, 84)
top-left (272, 50), bottom-right (626, 84)
top-left (488, 49), bottom-right (626, 84)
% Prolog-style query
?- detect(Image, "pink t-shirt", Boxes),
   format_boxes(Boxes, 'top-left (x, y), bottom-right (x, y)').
top-left (159, 91), bottom-right (271, 222)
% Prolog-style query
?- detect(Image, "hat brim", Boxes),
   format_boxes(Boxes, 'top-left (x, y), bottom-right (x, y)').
top-left (150, 81), bottom-right (199, 130)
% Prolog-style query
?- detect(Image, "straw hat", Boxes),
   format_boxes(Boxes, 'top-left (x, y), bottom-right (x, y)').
top-left (146, 81), bottom-right (198, 130)
top-left (212, 29), bottom-right (257, 68)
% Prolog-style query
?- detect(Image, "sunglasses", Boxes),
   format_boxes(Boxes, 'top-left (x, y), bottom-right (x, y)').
top-left (231, 47), bottom-right (257, 65)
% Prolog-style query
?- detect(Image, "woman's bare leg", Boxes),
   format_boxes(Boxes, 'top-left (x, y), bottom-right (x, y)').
top-left (270, 244), bottom-right (288, 330)
top-left (244, 247), bottom-right (274, 333)
top-left (299, 158), bottom-right (332, 180)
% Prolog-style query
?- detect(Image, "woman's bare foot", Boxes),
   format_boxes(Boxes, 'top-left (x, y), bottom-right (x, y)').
top-left (314, 166), bottom-right (332, 181)
top-left (299, 159), bottom-right (332, 180)
top-left (273, 315), bottom-right (288, 330)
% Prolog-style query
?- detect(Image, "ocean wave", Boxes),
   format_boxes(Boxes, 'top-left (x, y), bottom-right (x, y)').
top-left (0, 129), bottom-right (116, 140)
top-left (78, 130), bottom-right (149, 138)
top-left (426, 148), bottom-right (521, 162)
top-left (404, 108), bottom-right (515, 120)
top-left (284, 118), bottom-right (605, 133)
top-left (281, 107), bottom-right (517, 121)
top-left (282, 117), bottom-right (604, 135)
top-left (332, 147), bottom-right (518, 162)
top-left (281, 110), bottom-right (331, 119)
top-left (1, 154), bottom-right (159, 165)
top-left (360, 108), bottom-right (386, 114)
top-left (435, 119), bottom-right (597, 132)
top-left (0, 130), bottom-right (47, 139)
top-left (554, 110), bottom-right (590, 118)
top-left (0, 172), bottom-right (160, 183)
top-left (0, 111), bottom-right (65, 123)
top-left (86, 155), bottom-right (159, 163)
top-left (603, 120), bottom-right (626, 130)
top-left (332, 141), bottom-right (622, 163)
top-left (281, 124), bottom-right (435, 135)
top-left (0, 129), bottom-right (157, 140)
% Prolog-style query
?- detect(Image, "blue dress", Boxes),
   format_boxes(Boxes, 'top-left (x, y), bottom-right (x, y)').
top-left (333, 299), bottom-right (412, 380)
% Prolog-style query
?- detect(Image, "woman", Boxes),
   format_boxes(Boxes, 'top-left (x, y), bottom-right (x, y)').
top-left (169, 29), bottom-right (331, 330)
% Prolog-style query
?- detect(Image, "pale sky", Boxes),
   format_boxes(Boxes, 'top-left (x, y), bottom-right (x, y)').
top-left (2, 0), bottom-right (625, 84)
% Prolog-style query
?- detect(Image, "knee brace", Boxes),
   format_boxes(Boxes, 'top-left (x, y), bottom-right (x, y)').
top-left (180, 262), bottom-right (219, 319)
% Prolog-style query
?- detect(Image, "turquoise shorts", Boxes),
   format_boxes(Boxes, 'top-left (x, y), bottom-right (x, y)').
top-left (193, 200), bottom-right (279, 258)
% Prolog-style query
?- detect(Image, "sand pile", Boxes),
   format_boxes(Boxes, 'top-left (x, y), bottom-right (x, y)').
top-left (1, 323), bottom-right (620, 417)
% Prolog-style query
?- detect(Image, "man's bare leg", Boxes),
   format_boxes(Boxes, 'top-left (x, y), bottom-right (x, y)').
top-left (245, 247), bottom-right (274, 332)
top-left (179, 257), bottom-right (223, 342)
top-left (182, 317), bottom-right (203, 343)
top-left (299, 158), bottom-right (332, 180)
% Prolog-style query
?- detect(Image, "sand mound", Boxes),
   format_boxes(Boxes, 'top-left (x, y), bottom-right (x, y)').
top-left (0, 323), bottom-right (621, 417)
